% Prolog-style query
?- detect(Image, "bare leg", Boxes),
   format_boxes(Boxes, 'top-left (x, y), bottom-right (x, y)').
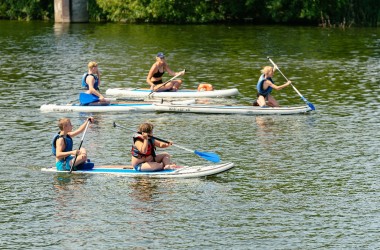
top-left (154, 153), bottom-right (179, 169)
top-left (171, 80), bottom-right (182, 91)
top-left (140, 162), bottom-right (164, 171)
top-left (267, 95), bottom-right (279, 107)
top-left (154, 82), bottom-right (175, 91)
top-left (71, 148), bottom-right (88, 167)
top-left (257, 95), bottom-right (267, 107)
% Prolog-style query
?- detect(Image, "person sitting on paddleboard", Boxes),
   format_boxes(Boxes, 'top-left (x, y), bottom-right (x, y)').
top-left (255, 66), bottom-right (291, 107)
top-left (131, 122), bottom-right (179, 171)
top-left (146, 52), bottom-right (185, 92)
top-left (80, 61), bottom-right (109, 105)
top-left (52, 117), bottom-right (94, 171)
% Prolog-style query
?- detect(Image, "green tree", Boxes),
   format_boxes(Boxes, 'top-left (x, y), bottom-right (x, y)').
top-left (0, 0), bottom-right (52, 20)
top-left (0, 0), bottom-right (378, 26)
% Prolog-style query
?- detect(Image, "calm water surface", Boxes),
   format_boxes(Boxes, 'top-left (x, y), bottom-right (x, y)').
top-left (0, 21), bottom-right (379, 249)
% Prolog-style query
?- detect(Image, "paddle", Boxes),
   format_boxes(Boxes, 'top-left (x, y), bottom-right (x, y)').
top-left (69, 119), bottom-right (91, 173)
top-left (79, 93), bottom-right (103, 105)
top-left (113, 122), bottom-right (220, 163)
top-left (79, 93), bottom-right (146, 105)
top-left (267, 57), bottom-right (315, 111)
top-left (148, 69), bottom-right (186, 98)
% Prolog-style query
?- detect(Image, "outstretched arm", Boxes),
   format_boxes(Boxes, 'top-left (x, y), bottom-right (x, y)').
top-left (155, 139), bottom-right (173, 148)
top-left (69, 117), bottom-right (93, 137)
top-left (267, 80), bottom-right (291, 91)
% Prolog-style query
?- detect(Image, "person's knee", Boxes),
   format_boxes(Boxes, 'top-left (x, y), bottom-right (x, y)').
top-left (257, 98), bottom-right (265, 107)
top-left (152, 162), bottom-right (164, 171)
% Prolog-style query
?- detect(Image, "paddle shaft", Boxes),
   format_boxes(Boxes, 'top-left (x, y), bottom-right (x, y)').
top-left (267, 57), bottom-right (297, 90)
top-left (70, 120), bottom-right (91, 173)
top-left (267, 57), bottom-right (315, 110)
top-left (148, 69), bottom-right (185, 97)
top-left (113, 122), bottom-right (170, 143)
top-left (113, 122), bottom-right (195, 152)
top-left (113, 122), bottom-right (220, 162)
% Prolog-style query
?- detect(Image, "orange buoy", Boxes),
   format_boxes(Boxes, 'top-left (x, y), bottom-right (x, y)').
top-left (197, 83), bottom-right (213, 91)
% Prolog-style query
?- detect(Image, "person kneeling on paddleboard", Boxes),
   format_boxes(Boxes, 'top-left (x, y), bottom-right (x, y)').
top-left (254, 66), bottom-right (291, 107)
top-left (52, 117), bottom-right (94, 171)
top-left (131, 122), bottom-right (179, 171)
top-left (79, 61), bottom-right (110, 106)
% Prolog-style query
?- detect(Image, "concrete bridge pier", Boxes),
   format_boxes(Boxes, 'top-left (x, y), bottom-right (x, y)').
top-left (54, 0), bottom-right (89, 23)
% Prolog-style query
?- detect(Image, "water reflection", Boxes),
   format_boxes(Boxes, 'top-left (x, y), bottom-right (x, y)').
top-left (53, 23), bottom-right (70, 37)
top-left (52, 174), bottom-right (89, 222)
top-left (255, 116), bottom-right (275, 131)
top-left (129, 178), bottom-right (157, 205)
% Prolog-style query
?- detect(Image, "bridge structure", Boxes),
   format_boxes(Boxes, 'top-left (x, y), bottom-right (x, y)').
top-left (54, 0), bottom-right (88, 23)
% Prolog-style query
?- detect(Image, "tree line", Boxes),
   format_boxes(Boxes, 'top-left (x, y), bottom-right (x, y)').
top-left (0, 0), bottom-right (379, 27)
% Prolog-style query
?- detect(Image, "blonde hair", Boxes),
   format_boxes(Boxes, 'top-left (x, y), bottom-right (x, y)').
top-left (261, 66), bottom-right (273, 75)
top-left (58, 118), bottom-right (70, 130)
top-left (138, 123), bottom-right (154, 134)
top-left (87, 61), bottom-right (98, 69)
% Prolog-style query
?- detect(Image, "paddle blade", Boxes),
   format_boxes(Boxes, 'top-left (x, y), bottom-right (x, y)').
top-left (307, 102), bottom-right (316, 111)
top-left (194, 150), bottom-right (220, 163)
top-left (79, 93), bottom-right (99, 105)
top-left (300, 96), bottom-right (316, 111)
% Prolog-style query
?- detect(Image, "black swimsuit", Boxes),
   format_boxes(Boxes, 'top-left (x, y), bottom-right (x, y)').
top-left (153, 70), bottom-right (164, 78)
top-left (152, 79), bottom-right (163, 85)
top-left (152, 70), bottom-right (165, 85)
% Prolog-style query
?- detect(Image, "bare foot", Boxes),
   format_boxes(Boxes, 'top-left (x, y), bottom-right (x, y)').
top-left (164, 164), bottom-right (182, 170)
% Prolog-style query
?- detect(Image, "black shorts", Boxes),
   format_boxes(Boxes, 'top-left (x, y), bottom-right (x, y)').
top-left (257, 92), bottom-right (269, 100)
top-left (153, 79), bottom-right (163, 85)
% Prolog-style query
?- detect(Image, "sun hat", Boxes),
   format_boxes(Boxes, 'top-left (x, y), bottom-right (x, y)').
top-left (156, 52), bottom-right (165, 58)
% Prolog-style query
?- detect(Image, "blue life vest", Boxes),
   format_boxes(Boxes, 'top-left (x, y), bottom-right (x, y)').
top-left (52, 133), bottom-right (73, 156)
top-left (256, 74), bottom-right (274, 96)
top-left (131, 134), bottom-right (156, 159)
top-left (81, 73), bottom-right (99, 90)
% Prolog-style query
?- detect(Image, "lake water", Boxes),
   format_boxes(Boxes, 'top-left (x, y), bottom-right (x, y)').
top-left (0, 21), bottom-right (379, 249)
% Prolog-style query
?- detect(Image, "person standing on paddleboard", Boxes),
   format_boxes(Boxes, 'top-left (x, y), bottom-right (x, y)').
top-left (80, 61), bottom-right (109, 105)
top-left (255, 66), bottom-right (291, 107)
top-left (131, 122), bottom-right (179, 171)
top-left (52, 117), bottom-right (94, 171)
top-left (146, 52), bottom-right (185, 92)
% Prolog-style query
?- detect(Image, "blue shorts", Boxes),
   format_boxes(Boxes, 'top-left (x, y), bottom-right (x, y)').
top-left (56, 156), bottom-right (74, 171)
top-left (56, 157), bottom-right (95, 171)
top-left (133, 163), bottom-right (143, 171)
